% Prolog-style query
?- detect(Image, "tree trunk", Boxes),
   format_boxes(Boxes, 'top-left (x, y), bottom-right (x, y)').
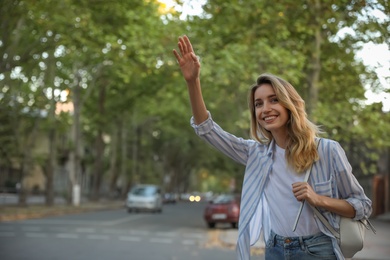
top-left (45, 50), bottom-right (56, 207)
top-left (68, 71), bottom-right (82, 206)
top-left (120, 118), bottom-right (128, 197)
top-left (90, 82), bottom-right (106, 201)
top-left (108, 122), bottom-right (119, 197)
top-left (305, 0), bottom-right (323, 116)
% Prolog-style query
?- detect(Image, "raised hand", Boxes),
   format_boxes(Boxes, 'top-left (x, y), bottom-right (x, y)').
top-left (172, 35), bottom-right (200, 82)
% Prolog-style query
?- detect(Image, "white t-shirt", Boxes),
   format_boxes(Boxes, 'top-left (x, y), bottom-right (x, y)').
top-left (263, 144), bottom-right (320, 237)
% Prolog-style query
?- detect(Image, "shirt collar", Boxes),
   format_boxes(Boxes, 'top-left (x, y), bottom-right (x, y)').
top-left (266, 139), bottom-right (276, 156)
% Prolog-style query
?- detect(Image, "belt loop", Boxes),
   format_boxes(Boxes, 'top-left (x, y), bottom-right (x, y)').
top-left (270, 230), bottom-right (276, 247)
top-left (299, 236), bottom-right (305, 251)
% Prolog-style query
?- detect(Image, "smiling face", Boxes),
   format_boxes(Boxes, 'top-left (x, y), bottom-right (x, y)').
top-left (254, 83), bottom-right (289, 139)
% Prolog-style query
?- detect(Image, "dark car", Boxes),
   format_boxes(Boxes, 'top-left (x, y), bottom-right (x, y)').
top-left (203, 194), bottom-right (240, 229)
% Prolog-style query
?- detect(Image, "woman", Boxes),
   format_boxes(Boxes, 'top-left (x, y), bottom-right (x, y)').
top-left (172, 35), bottom-right (372, 260)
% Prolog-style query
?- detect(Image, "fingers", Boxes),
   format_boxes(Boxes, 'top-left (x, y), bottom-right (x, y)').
top-left (173, 35), bottom-right (199, 65)
top-left (172, 49), bottom-right (181, 61)
top-left (292, 182), bottom-right (309, 200)
top-left (177, 35), bottom-right (193, 56)
top-left (183, 35), bottom-right (194, 53)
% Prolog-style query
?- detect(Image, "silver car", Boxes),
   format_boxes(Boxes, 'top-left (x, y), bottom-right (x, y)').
top-left (126, 184), bottom-right (163, 213)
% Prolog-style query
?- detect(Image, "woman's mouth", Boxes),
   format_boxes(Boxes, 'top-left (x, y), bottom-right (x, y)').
top-left (263, 116), bottom-right (277, 123)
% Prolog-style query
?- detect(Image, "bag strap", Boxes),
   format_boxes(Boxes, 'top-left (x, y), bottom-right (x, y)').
top-left (293, 138), bottom-right (376, 236)
top-left (292, 138), bottom-right (321, 232)
top-left (310, 205), bottom-right (340, 238)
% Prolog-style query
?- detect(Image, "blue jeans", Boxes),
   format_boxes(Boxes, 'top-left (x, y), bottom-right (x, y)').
top-left (265, 230), bottom-right (337, 260)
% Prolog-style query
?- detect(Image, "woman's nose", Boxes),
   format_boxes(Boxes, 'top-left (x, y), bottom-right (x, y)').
top-left (262, 102), bottom-right (271, 112)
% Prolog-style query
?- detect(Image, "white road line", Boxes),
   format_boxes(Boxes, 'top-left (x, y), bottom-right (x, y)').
top-left (0, 232), bottom-right (15, 237)
top-left (156, 232), bottom-right (176, 237)
top-left (119, 236), bottom-right (142, 242)
top-left (25, 233), bottom-right (47, 238)
top-left (102, 215), bottom-right (146, 226)
top-left (50, 227), bottom-right (68, 232)
top-left (102, 229), bottom-right (127, 235)
top-left (87, 234), bottom-right (109, 240)
top-left (150, 238), bottom-right (173, 244)
top-left (183, 233), bottom-right (204, 239)
top-left (76, 228), bottom-right (95, 233)
top-left (182, 240), bottom-right (196, 245)
top-left (129, 230), bottom-right (150, 236)
top-left (57, 233), bottom-right (79, 239)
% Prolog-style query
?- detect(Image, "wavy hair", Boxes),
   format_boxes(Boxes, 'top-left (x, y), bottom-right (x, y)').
top-left (248, 73), bottom-right (321, 173)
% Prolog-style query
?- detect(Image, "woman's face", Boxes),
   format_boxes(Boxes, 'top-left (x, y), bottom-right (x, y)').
top-left (254, 84), bottom-right (289, 137)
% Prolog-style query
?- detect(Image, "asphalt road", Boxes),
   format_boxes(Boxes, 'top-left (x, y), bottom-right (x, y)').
top-left (0, 201), bottom-right (237, 260)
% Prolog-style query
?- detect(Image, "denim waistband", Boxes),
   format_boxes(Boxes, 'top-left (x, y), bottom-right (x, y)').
top-left (269, 230), bottom-right (327, 250)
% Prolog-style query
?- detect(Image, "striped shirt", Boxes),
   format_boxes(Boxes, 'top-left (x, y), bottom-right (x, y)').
top-left (191, 112), bottom-right (372, 260)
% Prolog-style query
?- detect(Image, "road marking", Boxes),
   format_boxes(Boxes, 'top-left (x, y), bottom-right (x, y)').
top-left (87, 234), bottom-right (109, 240)
top-left (182, 240), bottom-right (196, 245)
top-left (25, 233), bottom-right (47, 238)
top-left (102, 229), bottom-right (127, 235)
top-left (183, 233), bottom-right (204, 239)
top-left (156, 232), bottom-right (176, 237)
top-left (50, 227), bottom-right (68, 232)
top-left (102, 215), bottom-right (146, 226)
top-left (76, 228), bottom-right (95, 233)
top-left (57, 233), bottom-right (79, 239)
top-left (150, 238), bottom-right (172, 244)
top-left (129, 230), bottom-right (149, 236)
top-left (119, 236), bottom-right (142, 242)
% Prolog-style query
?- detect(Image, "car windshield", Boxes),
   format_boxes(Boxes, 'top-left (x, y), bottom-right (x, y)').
top-left (213, 195), bottom-right (234, 204)
top-left (131, 186), bottom-right (156, 196)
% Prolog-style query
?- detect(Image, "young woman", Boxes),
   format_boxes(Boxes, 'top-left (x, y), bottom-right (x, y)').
top-left (172, 35), bottom-right (372, 260)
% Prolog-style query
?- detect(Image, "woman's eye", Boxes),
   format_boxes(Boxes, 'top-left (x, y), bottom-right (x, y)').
top-left (271, 98), bottom-right (278, 103)
top-left (254, 102), bottom-right (262, 108)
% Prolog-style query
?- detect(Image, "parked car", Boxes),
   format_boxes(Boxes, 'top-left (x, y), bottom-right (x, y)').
top-left (163, 193), bottom-right (178, 204)
top-left (203, 194), bottom-right (240, 229)
top-left (126, 184), bottom-right (163, 213)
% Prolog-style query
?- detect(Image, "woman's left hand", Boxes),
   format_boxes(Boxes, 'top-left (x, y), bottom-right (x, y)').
top-left (292, 181), bottom-right (356, 217)
top-left (292, 182), bottom-right (320, 206)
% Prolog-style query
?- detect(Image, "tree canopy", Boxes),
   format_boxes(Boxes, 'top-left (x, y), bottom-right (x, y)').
top-left (0, 0), bottom-right (389, 203)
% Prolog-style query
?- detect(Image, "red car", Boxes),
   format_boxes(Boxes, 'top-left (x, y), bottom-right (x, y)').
top-left (203, 194), bottom-right (240, 229)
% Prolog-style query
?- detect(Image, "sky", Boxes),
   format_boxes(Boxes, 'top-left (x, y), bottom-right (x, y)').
top-left (160, 0), bottom-right (390, 111)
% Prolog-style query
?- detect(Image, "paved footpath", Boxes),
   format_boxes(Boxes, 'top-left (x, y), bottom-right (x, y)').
top-left (220, 213), bottom-right (390, 260)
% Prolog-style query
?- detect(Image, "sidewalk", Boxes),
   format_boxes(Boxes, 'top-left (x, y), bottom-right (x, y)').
top-left (219, 212), bottom-right (390, 260)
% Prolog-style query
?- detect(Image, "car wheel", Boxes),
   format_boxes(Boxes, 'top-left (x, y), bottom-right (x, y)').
top-left (127, 208), bottom-right (133, 213)
top-left (231, 222), bottom-right (238, 229)
top-left (207, 222), bottom-right (216, 229)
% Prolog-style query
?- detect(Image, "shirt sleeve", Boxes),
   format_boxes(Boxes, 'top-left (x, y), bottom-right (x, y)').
top-left (190, 111), bottom-right (252, 165)
top-left (331, 141), bottom-right (372, 220)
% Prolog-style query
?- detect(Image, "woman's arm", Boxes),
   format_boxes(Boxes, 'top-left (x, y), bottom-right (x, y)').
top-left (292, 140), bottom-right (371, 219)
top-left (173, 36), bottom-right (208, 125)
top-left (292, 183), bottom-right (356, 218)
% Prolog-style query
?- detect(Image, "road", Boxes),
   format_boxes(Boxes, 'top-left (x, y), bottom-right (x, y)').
top-left (0, 201), bottom-right (237, 260)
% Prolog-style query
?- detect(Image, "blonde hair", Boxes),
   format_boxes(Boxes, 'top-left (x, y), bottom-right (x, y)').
top-left (248, 73), bottom-right (321, 173)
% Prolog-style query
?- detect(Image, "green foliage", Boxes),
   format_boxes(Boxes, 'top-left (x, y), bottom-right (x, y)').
top-left (1, 0), bottom-right (388, 196)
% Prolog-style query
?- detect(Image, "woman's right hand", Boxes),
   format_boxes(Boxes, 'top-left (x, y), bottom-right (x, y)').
top-left (173, 35), bottom-right (200, 83)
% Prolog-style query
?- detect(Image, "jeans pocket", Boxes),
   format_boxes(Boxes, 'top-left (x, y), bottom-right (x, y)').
top-left (265, 235), bottom-right (274, 248)
top-left (305, 237), bottom-right (336, 259)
